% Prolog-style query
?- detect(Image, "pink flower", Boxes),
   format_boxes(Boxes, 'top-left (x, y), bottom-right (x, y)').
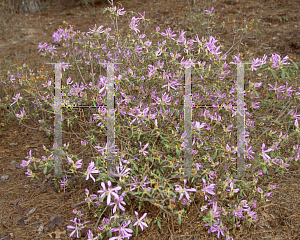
top-left (175, 178), bottom-right (197, 201)
top-left (108, 192), bottom-right (127, 214)
top-left (138, 141), bottom-right (149, 156)
top-left (261, 143), bottom-right (273, 163)
top-left (85, 161), bottom-right (100, 182)
top-left (204, 7), bottom-right (214, 15)
top-left (201, 178), bottom-right (216, 201)
top-left (67, 217), bottom-right (88, 238)
top-left (133, 211), bottom-right (148, 231)
top-left (97, 180), bottom-right (122, 205)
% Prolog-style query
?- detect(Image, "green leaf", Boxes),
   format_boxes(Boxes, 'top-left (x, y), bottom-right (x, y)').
top-left (48, 166), bottom-right (54, 173)
top-left (262, 165), bottom-right (267, 175)
top-left (146, 190), bottom-right (152, 197)
top-left (33, 161), bottom-right (37, 170)
top-left (133, 162), bottom-right (138, 171)
top-left (290, 60), bottom-right (299, 70)
top-left (239, 190), bottom-right (243, 197)
top-left (212, 149), bottom-right (217, 160)
top-left (285, 71), bottom-right (290, 79)
top-left (54, 179), bottom-right (58, 189)
top-left (290, 131), bottom-right (296, 137)
top-left (270, 69), bottom-right (277, 79)
top-left (178, 216), bottom-right (181, 225)
top-left (281, 69), bottom-right (285, 79)
top-left (43, 166), bottom-right (47, 175)
top-left (253, 90), bottom-right (259, 98)
top-left (149, 155), bottom-right (153, 163)
top-left (157, 220), bottom-right (162, 229)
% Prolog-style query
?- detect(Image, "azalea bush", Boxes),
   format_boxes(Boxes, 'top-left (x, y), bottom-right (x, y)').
top-left (0, 1), bottom-right (300, 239)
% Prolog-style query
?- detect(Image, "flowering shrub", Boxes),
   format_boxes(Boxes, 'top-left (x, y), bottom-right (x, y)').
top-left (0, 2), bottom-right (300, 239)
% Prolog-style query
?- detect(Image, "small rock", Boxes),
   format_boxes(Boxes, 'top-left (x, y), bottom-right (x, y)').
top-left (1, 175), bottom-right (9, 180)
top-left (15, 164), bottom-right (22, 169)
